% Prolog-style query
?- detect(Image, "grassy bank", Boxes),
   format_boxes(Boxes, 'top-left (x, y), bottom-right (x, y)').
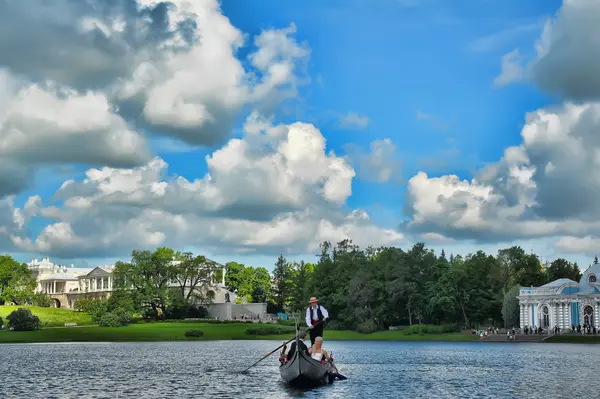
top-left (544, 335), bottom-right (600, 344)
top-left (0, 306), bottom-right (93, 327)
top-left (0, 321), bottom-right (479, 344)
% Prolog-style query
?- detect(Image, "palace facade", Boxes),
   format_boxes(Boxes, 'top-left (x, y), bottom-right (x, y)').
top-left (26, 257), bottom-right (267, 320)
top-left (518, 262), bottom-right (600, 331)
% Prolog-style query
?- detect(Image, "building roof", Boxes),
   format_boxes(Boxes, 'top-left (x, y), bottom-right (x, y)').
top-left (40, 273), bottom-right (79, 281)
top-left (541, 278), bottom-right (578, 288)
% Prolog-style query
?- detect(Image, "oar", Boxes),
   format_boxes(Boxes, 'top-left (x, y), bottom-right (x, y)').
top-left (239, 319), bottom-right (325, 374)
top-left (329, 352), bottom-right (348, 380)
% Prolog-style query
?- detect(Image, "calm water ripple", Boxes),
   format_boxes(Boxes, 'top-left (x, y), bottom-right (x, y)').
top-left (1, 340), bottom-right (597, 398)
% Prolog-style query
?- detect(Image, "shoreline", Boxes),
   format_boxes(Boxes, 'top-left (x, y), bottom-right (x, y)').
top-left (0, 321), bottom-right (481, 344)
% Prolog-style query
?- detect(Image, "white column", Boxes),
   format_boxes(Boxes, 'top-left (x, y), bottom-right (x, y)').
top-left (559, 303), bottom-right (564, 329)
top-left (222, 268), bottom-right (225, 285)
top-left (595, 302), bottom-right (599, 327)
top-left (108, 276), bottom-right (112, 290)
top-left (565, 302), bottom-right (571, 329)
top-left (520, 304), bottom-right (524, 328)
top-left (53, 281), bottom-right (56, 294)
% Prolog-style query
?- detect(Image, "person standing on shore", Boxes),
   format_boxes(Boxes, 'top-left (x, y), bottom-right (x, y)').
top-left (305, 297), bottom-right (329, 346)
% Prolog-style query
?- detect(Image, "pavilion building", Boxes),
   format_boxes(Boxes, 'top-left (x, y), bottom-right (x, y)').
top-left (518, 262), bottom-right (600, 331)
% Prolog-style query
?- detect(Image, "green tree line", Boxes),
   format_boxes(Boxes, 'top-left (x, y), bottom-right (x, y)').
top-left (0, 240), bottom-right (587, 332)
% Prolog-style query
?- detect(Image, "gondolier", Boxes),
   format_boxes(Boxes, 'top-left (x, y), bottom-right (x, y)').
top-left (306, 297), bottom-right (329, 346)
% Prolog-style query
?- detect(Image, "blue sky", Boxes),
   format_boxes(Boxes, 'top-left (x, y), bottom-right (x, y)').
top-left (9, 0), bottom-right (595, 270)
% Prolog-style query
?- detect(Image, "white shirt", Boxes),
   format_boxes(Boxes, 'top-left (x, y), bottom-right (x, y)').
top-left (306, 305), bottom-right (329, 327)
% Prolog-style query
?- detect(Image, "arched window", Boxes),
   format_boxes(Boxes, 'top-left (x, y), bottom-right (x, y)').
top-left (542, 305), bottom-right (550, 328)
top-left (590, 274), bottom-right (597, 283)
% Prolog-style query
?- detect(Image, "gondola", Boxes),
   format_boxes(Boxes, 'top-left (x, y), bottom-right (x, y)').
top-left (279, 336), bottom-right (334, 386)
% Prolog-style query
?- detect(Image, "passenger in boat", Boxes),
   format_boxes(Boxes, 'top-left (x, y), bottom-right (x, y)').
top-left (286, 331), bottom-right (309, 361)
top-left (308, 337), bottom-right (332, 364)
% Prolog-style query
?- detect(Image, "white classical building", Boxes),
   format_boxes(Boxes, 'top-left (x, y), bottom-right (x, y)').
top-left (518, 262), bottom-right (600, 331)
top-left (25, 257), bottom-right (267, 319)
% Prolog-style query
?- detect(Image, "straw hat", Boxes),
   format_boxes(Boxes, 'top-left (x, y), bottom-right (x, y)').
top-left (309, 297), bottom-right (319, 303)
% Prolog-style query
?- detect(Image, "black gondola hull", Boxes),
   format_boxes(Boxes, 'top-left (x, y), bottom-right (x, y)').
top-left (279, 350), bottom-right (332, 386)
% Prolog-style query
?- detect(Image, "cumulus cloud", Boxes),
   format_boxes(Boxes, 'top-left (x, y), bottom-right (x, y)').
top-left (340, 112), bottom-right (370, 130)
top-left (0, 0), bottom-right (311, 197)
top-left (345, 139), bottom-right (402, 183)
top-left (529, 0), bottom-right (600, 101)
top-left (7, 119), bottom-right (402, 258)
top-left (402, 102), bottom-right (600, 248)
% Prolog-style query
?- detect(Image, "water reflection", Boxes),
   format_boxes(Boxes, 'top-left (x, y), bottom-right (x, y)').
top-left (1, 340), bottom-right (598, 398)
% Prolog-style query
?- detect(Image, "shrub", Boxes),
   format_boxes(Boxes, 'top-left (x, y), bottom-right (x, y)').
top-left (30, 292), bottom-right (53, 307)
top-left (277, 319), bottom-right (297, 326)
top-left (98, 312), bottom-right (126, 327)
top-left (325, 320), bottom-right (347, 331)
top-left (356, 320), bottom-right (378, 334)
top-left (0, 315), bottom-right (3, 328)
top-left (401, 324), bottom-right (459, 335)
top-left (184, 330), bottom-right (204, 338)
top-left (6, 308), bottom-right (41, 331)
top-left (245, 326), bottom-right (295, 336)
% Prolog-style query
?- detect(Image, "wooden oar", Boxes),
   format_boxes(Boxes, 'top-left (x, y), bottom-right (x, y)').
top-left (239, 319), bottom-right (325, 374)
top-left (329, 352), bottom-right (348, 380)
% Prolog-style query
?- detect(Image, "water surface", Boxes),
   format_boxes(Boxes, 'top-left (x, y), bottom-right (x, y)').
top-left (1, 340), bottom-right (596, 398)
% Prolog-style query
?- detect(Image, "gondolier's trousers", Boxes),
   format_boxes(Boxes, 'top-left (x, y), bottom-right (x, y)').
top-left (310, 320), bottom-right (324, 346)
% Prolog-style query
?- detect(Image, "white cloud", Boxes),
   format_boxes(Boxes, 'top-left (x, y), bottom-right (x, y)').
top-left (340, 112), bottom-right (370, 130)
top-left (468, 23), bottom-right (540, 53)
top-left (8, 119), bottom-right (402, 258)
top-left (346, 138), bottom-right (402, 183)
top-left (494, 49), bottom-right (523, 86)
top-left (403, 101), bottom-right (600, 249)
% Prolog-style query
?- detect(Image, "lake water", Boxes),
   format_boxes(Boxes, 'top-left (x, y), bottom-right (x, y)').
top-left (1, 340), bottom-right (598, 398)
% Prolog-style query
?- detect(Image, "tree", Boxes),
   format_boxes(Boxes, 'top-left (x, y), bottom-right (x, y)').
top-left (271, 255), bottom-right (293, 312)
top-left (172, 252), bottom-right (217, 303)
top-left (251, 267), bottom-right (271, 303)
top-left (501, 285), bottom-right (521, 328)
top-left (546, 258), bottom-right (582, 282)
top-left (7, 308), bottom-right (41, 331)
top-left (113, 247), bottom-right (175, 320)
top-left (289, 261), bottom-right (314, 312)
top-left (224, 261), bottom-right (245, 293)
top-left (0, 255), bottom-right (36, 305)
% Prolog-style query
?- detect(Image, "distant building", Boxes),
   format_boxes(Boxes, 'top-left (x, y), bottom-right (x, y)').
top-left (518, 261), bottom-right (600, 331)
top-left (26, 257), bottom-right (267, 320)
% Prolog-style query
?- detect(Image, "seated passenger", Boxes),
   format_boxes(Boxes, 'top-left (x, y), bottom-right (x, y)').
top-left (287, 331), bottom-right (309, 361)
top-left (308, 337), bottom-right (331, 364)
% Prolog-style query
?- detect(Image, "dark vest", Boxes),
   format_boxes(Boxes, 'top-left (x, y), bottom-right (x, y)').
top-left (309, 305), bottom-right (324, 325)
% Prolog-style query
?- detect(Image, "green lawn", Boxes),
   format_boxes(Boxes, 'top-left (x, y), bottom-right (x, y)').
top-left (0, 320), bottom-right (479, 344)
top-left (545, 335), bottom-right (600, 344)
top-left (0, 306), bottom-right (93, 327)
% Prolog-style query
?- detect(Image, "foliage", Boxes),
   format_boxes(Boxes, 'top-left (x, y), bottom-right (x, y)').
top-left (98, 312), bottom-right (128, 327)
top-left (0, 315), bottom-right (3, 327)
top-left (301, 239), bottom-right (572, 332)
top-left (6, 308), bottom-right (41, 331)
top-left (501, 285), bottom-right (521, 328)
top-left (289, 261), bottom-right (314, 313)
top-left (401, 324), bottom-right (459, 335)
top-left (171, 252), bottom-right (217, 304)
top-left (271, 255), bottom-right (294, 312)
top-left (184, 329), bottom-right (204, 338)
top-left (29, 292), bottom-right (53, 308)
top-left (165, 293), bottom-right (208, 319)
top-left (245, 326), bottom-right (295, 336)
top-left (113, 247), bottom-right (176, 320)
top-left (356, 320), bottom-right (378, 334)
top-left (0, 256), bottom-right (36, 305)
